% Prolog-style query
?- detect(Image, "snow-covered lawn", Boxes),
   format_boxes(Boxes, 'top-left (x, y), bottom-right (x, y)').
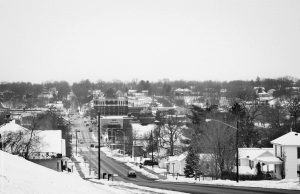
top-left (0, 151), bottom-right (120, 194)
top-left (160, 175), bottom-right (300, 190)
top-left (0, 151), bottom-right (187, 194)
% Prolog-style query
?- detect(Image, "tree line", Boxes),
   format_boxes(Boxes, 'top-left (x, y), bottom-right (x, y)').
top-left (1, 76), bottom-right (299, 106)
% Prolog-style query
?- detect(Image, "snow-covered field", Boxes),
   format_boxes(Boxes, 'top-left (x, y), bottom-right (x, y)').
top-left (0, 151), bottom-right (119, 194)
top-left (0, 151), bottom-right (187, 194)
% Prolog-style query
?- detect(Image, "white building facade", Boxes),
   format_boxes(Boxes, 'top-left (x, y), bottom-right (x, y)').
top-left (271, 132), bottom-right (300, 179)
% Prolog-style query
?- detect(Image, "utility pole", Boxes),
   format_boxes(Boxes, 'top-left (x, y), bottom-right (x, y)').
top-left (151, 130), bottom-right (154, 169)
top-left (0, 134), bottom-right (2, 151)
top-left (75, 130), bottom-right (78, 155)
top-left (236, 120), bottom-right (239, 183)
top-left (132, 140), bottom-right (135, 159)
top-left (98, 112), bottom-right (101, 179)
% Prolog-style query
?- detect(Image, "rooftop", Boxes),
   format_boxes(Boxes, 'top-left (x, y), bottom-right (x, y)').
top-left (271, 131), bottom-right (300, 146)
top-left (0, 120), bottom-right (29, 133)
top-left (239, 148), bottom-right (274, 160)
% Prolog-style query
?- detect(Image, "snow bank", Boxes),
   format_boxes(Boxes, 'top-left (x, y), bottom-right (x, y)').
top-left (160, 175), bottom-right (300, 190)
top-left (0, 151), bottom-right (121, 194)
top-left (91, 179), bottom-right (187, 194)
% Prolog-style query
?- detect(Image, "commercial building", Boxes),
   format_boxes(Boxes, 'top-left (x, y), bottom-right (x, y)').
top-left (93, 96), bottom-right (128, 116)
top-left (100, 115), bottom-right (133, 153)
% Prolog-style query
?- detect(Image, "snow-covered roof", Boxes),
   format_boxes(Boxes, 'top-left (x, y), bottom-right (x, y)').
top-left (101, 115), bottom-right (128, 119)
top-left (271, 132), bottom-right (300, 146)
top-left (239, 148), bottom-right (274, 160)
top-left (37, 130), bottom-right (62, 153)
top-left (168, 152), bottom-right (188, 162)
top-left (131, 123), bottom-right (155, 138)
top-left (0, 120), bottom-right (29, 133)
top-left (256, 156), bottom-right (282, 165)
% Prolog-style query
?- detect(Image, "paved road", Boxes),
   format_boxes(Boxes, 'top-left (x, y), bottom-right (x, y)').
top-left (70, 115), bottom-right (299, 194)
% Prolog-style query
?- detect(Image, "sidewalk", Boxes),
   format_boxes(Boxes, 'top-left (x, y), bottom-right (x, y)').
top-left (142, 165), bottom-right (167, 180)
top-left (71, 154), bottom-right (96, 179)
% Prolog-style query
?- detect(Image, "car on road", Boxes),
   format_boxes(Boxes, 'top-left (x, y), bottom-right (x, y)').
top-left (127, 170), bottom-right (136, 178)
top-left (143, 160), bottom-right (158, 166)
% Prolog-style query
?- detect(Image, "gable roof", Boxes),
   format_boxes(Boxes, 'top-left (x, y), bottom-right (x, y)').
top-left (239, 148), bottom-right (274, 160)
top-left (271, 132), bottom-right (300, 146)
top-left (0, 120), bottom-right (29, 133)
top-left (168, 152), bottom-right (188, 162)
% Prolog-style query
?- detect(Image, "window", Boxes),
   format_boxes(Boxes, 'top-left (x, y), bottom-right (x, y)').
top-left (297, 147), bottom-right (300, 159)
top-left (249, 160), bottom-right (254, 169)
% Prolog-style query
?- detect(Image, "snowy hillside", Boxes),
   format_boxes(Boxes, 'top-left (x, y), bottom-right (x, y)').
top-left (0, 151), bottom-right (121, 194)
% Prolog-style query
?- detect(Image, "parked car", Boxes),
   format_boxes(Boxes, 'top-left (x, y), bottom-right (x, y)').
top-left (143, 160), bottom-right (158, 166)
top-left (90, 144), bottom-right (94, 148)
top-left (95, 145), bottom-right (99, 148)
top-left (89, 128), bottom-right (93, 132)
top-left (127, 170), bottom-right (136, 178)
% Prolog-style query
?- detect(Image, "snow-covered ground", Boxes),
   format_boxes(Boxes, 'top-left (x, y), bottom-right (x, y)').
top-left (0, 151), bottom-right (119, 194)
top-left (160, 175), bottom-right (300, 190)
top-left (0, 151), bottom-right (187, 194)
top-left (100, 147), bottom-right (300, 191)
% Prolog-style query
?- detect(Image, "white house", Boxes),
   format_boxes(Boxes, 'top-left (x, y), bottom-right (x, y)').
top-left (165, 152), bottom-right (188, 175)
top-left (238, 148), bottom-right (282, 175)
top-left (271, 131), bottom-right (300, 179)
top-left (0, 120), bottom-right (66, 158)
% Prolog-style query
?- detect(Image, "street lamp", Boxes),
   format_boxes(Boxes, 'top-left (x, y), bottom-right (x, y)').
top-left (154, 120), bottom-right (161, 159)
top-left (205, 118), bottom-right (239, 183)
top-left (150, 130), bottom-right (154, 169)
top-left (97, 112), bottom-right (101, 179)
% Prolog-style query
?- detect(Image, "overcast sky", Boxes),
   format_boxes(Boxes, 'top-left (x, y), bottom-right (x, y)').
top-left (0, 0), bottom-right (299, 83)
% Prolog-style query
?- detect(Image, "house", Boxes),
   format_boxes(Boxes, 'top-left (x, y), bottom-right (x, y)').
top-left (271, 131), bottom-right (300, 179)
top-left (174, 88), bottom-right (192, 96)
top-left (0, 120), bottom-right (66, 158)
top-left (238, 148), bottom-right (282, 176)
top-left (165, 152), bottom-right (188, 175)
top-left (162, 152), bottom-right (212, 176)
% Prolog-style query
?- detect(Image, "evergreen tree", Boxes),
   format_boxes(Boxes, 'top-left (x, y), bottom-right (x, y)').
top-left (184, 146), bottom-right (200, 177)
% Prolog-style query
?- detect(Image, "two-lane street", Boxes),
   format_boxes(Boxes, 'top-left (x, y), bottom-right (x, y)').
top-left (71, 115), bottom-right (300, 194)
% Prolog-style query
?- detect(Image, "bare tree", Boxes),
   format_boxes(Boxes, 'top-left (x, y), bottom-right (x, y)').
top-left (285, 97), bottom-right (300, 132)
top-left (2, 128), bottom-right (41, 158)
top-left (158, 115), bottom-right (184, 156)
top-left (200, 121), bottom-right (236, 179)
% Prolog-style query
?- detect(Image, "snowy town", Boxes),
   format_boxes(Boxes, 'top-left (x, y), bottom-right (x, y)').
top-left (1, 78), bottom-right (300, 194)
top-left (1, 1), bottom-right (300, 194)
